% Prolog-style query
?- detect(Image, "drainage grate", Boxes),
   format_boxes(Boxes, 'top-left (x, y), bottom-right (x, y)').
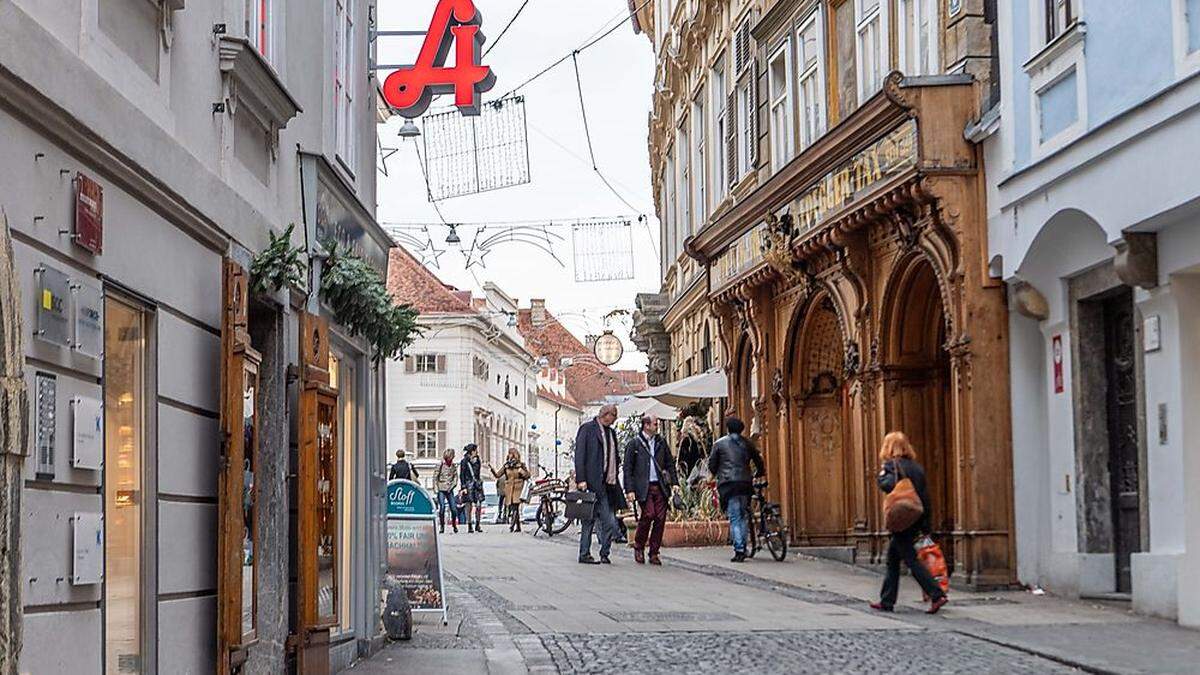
top-left (601, 610), bottom-right (744, 623)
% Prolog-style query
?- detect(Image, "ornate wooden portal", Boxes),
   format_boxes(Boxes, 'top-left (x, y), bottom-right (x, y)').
top-left (218, 259), bottom-right (263, 674)
top-left (698, 74), bottom-right (1016, 587)
top-left (297, 311), bottom-right (339, 674)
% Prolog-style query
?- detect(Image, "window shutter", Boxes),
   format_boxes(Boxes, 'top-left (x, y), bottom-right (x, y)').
top-left (405, 420), bottom-right (415, 454)
top-left (436, 354), bottom-right (447, 373)
top-left (726, 87), bottom-right (738, 187)
top-left (748, 67), bottom-right (759, 166)
top-left (405, 355), bottom-right (415, 373)
top-left (437, 420), bottom-right (447, 449)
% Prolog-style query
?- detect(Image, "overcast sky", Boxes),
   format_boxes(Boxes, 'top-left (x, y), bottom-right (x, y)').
top-left (376, 0), bottom-right (661, 370)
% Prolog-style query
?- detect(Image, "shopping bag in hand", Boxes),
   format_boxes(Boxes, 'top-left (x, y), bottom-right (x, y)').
top-left (915, 535), bottom-right (950, 597)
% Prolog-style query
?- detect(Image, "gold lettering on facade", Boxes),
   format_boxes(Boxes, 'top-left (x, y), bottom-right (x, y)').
top-left (711, 120), bottom-right (919, 291)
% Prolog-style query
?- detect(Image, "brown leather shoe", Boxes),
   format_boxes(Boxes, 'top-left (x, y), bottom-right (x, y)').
top-left (649, 554), bottom-right (662, 566)
top-left (927, 596), bottom-right (949, 614)
top-left (634, 549), bottom-right (645, 564)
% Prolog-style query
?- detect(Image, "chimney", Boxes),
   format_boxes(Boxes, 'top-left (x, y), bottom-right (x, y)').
top-left (531, 298), bottom-right (546, 326)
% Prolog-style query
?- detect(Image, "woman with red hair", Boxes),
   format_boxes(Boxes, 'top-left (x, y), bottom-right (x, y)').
top-left (870, 431), bottom-right (948, 614)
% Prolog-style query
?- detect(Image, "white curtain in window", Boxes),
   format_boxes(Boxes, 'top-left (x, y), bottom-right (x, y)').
top-left (856, 0), bottom-right (885, 100)
top-left (769, 45), bottom-right (792, 171)
top-left (797, 11), bottom-right (825, 149)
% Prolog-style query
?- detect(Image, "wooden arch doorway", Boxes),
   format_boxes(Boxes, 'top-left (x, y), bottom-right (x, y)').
top-left (881, 257), bottom-right (957, 566)
top-left (788, 295), bottom-right (850, 545)
top-left (732, 334), bottom-right (756, 427)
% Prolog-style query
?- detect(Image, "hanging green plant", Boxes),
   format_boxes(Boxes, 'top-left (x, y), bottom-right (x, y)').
top-left (249, 223), bottom-right (307, 296)
top-left (319, 242), bottom-right (422, 362)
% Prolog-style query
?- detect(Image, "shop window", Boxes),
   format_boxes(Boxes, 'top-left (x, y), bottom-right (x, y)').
top-left (768, 44), bottom-right (793, 172)
top-left (334, 0), bottom-right (357, 172)
top-left (692, 91), bottom-right (707, 226)
top-left (104, 295), bottom-right (148, 674)
top-left (856, 0), bottom-right (885, 101)
top-left (331, 354), bottom-right (356, 632)
top-left (796, 10), bottom-right (826, 149)
top-left (899, 0), bottom-right (938, 76)
top-left (1044, 0), bottom-right (1074, 44)
top-left (246, 0), bottom-right (271, 61)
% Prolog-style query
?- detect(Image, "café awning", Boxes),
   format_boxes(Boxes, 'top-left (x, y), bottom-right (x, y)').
top-left (634, 368), bottom-right (728, 408)
top-left (617, 396), bottom-right (679, 421)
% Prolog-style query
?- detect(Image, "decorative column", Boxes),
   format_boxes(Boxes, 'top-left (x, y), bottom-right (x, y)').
top-left (632, 293), bottom-right (671, 387)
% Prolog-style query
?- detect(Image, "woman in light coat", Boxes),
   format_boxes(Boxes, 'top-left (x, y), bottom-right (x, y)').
top-left (433, 448), bottom-right (459, 534)
top-left (491, 448), bottom-right (530, 532)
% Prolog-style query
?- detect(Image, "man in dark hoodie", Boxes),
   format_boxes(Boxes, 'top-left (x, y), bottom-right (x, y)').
top-left (707, 417), bottom-right (765, 562)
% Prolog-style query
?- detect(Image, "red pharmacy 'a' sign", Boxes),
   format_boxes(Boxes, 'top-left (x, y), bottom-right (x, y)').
top-left (383, 0), bottom-right (496, 118)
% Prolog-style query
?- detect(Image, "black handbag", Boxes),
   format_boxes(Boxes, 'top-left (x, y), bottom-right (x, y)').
top-left (564, 490), bottom-right (597, 521)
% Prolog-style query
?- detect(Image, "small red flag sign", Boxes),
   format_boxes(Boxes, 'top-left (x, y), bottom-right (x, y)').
top-left (382, 0), bottom-right (496, 118)
top-left (74, 173), bottom-right (103, 255)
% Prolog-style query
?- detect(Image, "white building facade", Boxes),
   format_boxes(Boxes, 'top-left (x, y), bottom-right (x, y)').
top-left (385, 260), bottom-right (539, 489)
top-left (531, 368), bottom-right (585, 482)
top-left (0, 0), bottom-right (391, 672)
top-left (982, 0), bottom-right (1200, 626)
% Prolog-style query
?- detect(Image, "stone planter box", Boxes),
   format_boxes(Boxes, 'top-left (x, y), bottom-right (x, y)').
top-left (620, 520), bottom-right (729, 548)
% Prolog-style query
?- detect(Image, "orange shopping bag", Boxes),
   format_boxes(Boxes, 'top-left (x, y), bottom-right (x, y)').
top-left (916, 535), bottom-right (950, 597)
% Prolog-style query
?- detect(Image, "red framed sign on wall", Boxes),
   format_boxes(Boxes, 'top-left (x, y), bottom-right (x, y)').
top-left (74, 173), bottom-right (103, 255)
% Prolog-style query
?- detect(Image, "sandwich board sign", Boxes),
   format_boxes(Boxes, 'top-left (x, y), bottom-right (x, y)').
top-left (386, 479), bottom-right (447, 623)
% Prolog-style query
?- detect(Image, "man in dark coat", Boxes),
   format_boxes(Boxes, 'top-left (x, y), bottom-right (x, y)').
top-left (623, 415), bottom-right (677, 565)
top-left (574, 404), bottom-right (626, 564)
top-left (708, 417), bottom-right (765, 562)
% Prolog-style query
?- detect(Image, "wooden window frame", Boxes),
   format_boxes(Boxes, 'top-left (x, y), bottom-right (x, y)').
top-left (217, 260), bottom-right (264, 673)
top-left (1045, 0), bottom-right (1074, 44)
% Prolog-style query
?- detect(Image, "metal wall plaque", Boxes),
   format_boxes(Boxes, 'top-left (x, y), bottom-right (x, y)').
top-left (35, 372), bottom-right (57, 477)
top-left (74, 172), bottom-right (104, 255)
top-left (35, 265), bottom-right (71, 347)
top-left (1143, 315), bottom-right (1161, 352)
top-left (72, 512), bottom-right (104, 585)
top-left (73, 282), bottom-right (104, 359)
top-left (72, 396), bottom-right (103, 470)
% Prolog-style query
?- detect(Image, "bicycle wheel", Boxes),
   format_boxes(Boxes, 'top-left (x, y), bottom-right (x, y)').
top-left (545, 497), bottom-right (573, 535)
top-left (764, 512), bottom-right (788, 561)
top-left (746, 513), bottom-right (759, 559)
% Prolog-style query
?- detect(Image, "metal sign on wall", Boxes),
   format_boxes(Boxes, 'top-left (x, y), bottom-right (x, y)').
top-left (74, 173), bottom-right (103, 255)
top-left (35, 265), bottom-right (71, 348)
top-left (382, 0), bottom-right (497, 118)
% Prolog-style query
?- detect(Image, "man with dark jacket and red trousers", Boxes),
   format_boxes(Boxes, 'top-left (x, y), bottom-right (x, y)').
top-left (574, 404), bottom-right (627, 564)
top-left (624, 415), bottom-right (678, 565)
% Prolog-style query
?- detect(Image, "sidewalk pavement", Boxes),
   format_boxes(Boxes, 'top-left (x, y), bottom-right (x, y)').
top-left (350, 524), bottom-right (1199, 674)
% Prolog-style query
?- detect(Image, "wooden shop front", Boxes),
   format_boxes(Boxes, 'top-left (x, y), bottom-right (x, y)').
top-left (692, 74), bottom-right (1015, 588)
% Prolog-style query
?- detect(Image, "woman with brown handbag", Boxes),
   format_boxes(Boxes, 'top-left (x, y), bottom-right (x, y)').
top-left (870, 431), bottom-right (949, 615)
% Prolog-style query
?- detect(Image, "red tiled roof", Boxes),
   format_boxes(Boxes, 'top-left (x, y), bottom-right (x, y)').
top-left (386, 247), bottom-right (475, 313)
top-left (517, 308), bottom-right (646, 406)
top-left (537, 386), bottom-right (582, 411)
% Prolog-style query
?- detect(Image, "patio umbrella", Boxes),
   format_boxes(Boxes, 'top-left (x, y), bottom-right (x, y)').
top-left (617, 396), bottom-right (679, 421)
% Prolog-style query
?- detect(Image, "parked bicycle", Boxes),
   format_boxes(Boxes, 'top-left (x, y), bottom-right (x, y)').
top-left (747, 479), bottom-right (788, 561)
top-left (529, 471), bottom-right (574, 537)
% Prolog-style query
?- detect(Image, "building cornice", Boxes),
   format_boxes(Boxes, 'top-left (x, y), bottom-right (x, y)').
top-left (692, 73), bottom-right (937, 261)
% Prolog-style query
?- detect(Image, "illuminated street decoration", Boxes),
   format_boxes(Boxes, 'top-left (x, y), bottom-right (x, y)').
top-left (382, 0), bottom-right (497, 118)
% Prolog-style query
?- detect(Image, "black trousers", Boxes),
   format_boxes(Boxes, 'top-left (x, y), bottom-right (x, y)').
top-left (880, 528), bottom-right (945, 607)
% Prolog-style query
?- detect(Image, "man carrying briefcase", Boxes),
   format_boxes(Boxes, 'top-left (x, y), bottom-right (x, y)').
top-left (573, 404), bottom-right (627, 564)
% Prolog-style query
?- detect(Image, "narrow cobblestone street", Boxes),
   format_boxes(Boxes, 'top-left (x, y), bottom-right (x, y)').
top-left (348, 527), bottom-right (1199, 674)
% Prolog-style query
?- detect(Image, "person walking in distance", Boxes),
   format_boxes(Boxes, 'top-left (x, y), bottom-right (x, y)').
top-left (624, 415), bottom-right (677, 565)
top-left (389, 449), bottom-right (419, 482)
top-left (493, 466), bottom-right (508, 524)
top-left (459, 444), bottom-right (485, 533)
top-left (434, 448), bottom-right (460, 534)
top-left (574, 404), bottom-right (628, 564)
top-left (708, 417), bottom-right (765, 563)
top-left (495, 448), bottom-right (531, 532)
top-left (871, 431), bottom-right (948, 614)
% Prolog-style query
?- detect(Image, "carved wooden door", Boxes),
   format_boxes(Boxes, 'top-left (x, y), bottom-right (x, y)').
top-left (1102, 291), bottom-right (1140, 593)
top-left (218, 259), bottom-right (262, 674)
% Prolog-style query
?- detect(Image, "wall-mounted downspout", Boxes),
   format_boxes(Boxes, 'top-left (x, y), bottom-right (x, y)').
top-left (0, 209), bottom-right (28, 675)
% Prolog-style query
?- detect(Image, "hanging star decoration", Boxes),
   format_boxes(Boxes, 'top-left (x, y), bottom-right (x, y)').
top-left (462, 225), bottom-right (564, 270)
top-left (377, 136), bottom-right (399, 177)
top-left (414, 228), bottom-right (446, 269)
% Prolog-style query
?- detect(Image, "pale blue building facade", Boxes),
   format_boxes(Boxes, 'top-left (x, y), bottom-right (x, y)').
top-left (979, 0), bottom-right (1200, 627)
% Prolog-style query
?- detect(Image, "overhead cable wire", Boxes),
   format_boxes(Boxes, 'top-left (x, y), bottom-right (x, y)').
top-left (483, 0), bottom-right (533, 57)
top-left (501, 0), bottom-right (652, 98)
